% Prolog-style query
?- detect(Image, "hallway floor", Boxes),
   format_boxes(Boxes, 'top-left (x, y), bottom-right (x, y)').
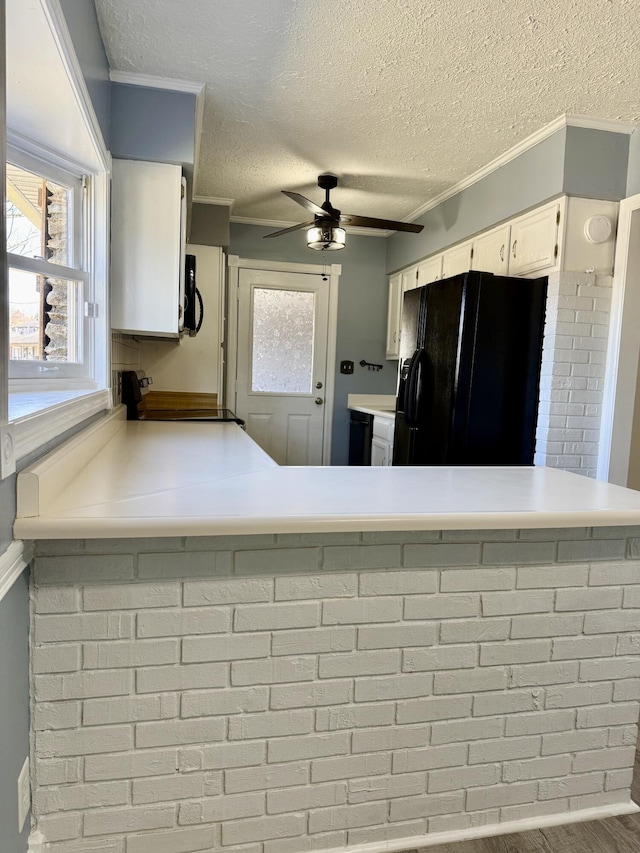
top-left (404, 747), bottom-right (640, 852)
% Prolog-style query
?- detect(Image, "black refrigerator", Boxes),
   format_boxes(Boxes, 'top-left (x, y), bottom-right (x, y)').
top-left (392, 270), bottom-right (547, 466)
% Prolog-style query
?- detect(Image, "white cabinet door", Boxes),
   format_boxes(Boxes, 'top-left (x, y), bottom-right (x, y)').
top-left (442, 241), bottom-right (472, 279)
top-left (371, 436), bottom-right (390, 466)
top-left (509, 202), bottom-right (560, 276)
top-left (386, 272), bottom-right (403, 360)
top-left (111, 160), bottom-right (184, 337)
top-left (472, 224), bottom-right (510, 275)
top-left (371, 415), bottom-right (394, 466)
top-left (416, 256), bottom-right (443, 287)
top-left (402, 266), bottom-right (419, 292)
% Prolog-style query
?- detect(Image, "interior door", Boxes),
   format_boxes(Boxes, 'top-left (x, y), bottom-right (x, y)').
top-left (235, 268), bottom-right (330, 465)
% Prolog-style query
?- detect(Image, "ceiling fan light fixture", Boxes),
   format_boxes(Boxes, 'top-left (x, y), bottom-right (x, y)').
top-left (307, 225), bottom-right (346, 251)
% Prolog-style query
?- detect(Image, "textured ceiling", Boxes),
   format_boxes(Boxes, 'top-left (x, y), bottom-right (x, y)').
top-left (94, 0), bottom-right (640, 226)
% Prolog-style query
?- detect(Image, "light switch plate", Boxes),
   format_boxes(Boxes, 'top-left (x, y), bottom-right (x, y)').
top-left (18, 756), bottom-right (30, 833)
top-left (0, 424), bottom-right (16, 479)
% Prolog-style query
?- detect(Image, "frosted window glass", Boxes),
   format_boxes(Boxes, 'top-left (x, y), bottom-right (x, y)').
top-left (251, 288), bottom-right (315, 393)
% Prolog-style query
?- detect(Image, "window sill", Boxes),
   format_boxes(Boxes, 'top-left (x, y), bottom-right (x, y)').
top-left (10, 388), bottom-right (112, 464)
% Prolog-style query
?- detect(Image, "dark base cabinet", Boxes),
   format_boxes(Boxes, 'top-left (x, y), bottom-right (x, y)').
top-left (349, 410), bottom-right (373, 465)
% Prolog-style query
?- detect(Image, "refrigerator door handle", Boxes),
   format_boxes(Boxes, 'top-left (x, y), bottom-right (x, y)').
top-left (405, 348), bottom-right (426, 428)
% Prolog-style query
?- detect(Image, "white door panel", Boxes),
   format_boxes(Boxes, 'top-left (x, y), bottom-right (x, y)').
top-left (236, 268), bottom-right (330, 465)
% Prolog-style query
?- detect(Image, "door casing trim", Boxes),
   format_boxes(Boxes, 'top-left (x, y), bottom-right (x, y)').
top-left (227, 256), bottom-right (341, 464)
top-left (597, 193), bottom-right (640, 484)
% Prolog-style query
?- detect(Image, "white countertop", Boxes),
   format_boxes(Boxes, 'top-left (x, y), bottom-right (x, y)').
top-left (13, 407), bottom-right (640, 539)
top-left (347, 393), bottom-right (396, 418)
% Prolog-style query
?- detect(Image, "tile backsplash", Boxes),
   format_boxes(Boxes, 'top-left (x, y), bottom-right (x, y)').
top-left (111, 333), bottom-right (139, 405)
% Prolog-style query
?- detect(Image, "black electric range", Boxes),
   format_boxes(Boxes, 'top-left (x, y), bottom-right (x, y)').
top-left (121, 371), bottom-right (245, 426)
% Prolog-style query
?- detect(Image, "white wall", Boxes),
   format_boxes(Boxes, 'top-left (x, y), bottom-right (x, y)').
top-left (138, 245), bottom-right (224, 395)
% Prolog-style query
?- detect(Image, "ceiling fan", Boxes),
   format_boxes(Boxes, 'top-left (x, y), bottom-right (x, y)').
top-left (264, 174), bottom-right (424, 250)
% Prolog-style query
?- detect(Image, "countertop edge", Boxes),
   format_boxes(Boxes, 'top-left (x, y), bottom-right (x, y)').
top-left (14, 507), bottom-right (640, 540)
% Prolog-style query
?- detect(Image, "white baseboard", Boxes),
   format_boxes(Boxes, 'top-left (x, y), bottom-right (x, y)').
top-left (297, 799), bottom-right (639, 853)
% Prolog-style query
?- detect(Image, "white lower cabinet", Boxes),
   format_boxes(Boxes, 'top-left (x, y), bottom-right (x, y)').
top-left (371, 415), bottom-right (395, 466)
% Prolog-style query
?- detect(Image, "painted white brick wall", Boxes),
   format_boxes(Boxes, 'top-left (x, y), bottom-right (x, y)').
top-left (30, 529), bottom-right (640, 852)
top-left (535, 271), bottom-right (613, 478)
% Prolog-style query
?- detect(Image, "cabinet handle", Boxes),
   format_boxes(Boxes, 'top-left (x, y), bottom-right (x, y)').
top-left (512, 240), bottom-right (518, 259)
top-left (393, 331), bottom-right (397, 343)
top-left (499, 244), bottom-right (505, 262)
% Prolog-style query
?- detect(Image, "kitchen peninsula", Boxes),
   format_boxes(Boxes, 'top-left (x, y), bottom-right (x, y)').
top-left (16, 408), bottom-right (640, 853)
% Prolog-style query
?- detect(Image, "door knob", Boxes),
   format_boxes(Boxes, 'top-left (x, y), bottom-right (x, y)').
top-left (315, 397), bottom-right (324, 405)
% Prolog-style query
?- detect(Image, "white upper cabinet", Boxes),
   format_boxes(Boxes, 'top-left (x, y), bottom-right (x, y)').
top-left (416, 256), bottom-right (443, 286)
top-left (442, 241), bottom-right (473, 279)
top-left (386, 195), bottom-right (618, 358)
top-left (471, 224), bottom-right (510, 275)
top-left (386, 271), bottom-right (403, 359)
top-left (508, 200), bottom-right (561, 277)
top-left (111, 160), bottom-right (186, 337)
top-left (402, 266), bottom-right (419, 292)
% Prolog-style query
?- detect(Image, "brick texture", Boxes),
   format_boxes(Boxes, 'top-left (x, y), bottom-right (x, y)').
top-left (30, 529), bottom-right (640, 851)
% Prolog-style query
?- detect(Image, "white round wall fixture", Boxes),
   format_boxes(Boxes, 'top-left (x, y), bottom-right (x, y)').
top-left (584, 215), bottom-right (612, 244)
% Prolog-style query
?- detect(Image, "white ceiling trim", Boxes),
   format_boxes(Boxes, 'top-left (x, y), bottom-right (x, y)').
top-left (193, 196), bottom-right (235, 207)
top-left (405, 114), bottom-right (637, 225)
top-left (191, 88), bottom-right (206, 199)
top-left (565, 115), bottom-right (636, 133)
top-left (109, 69), bottom-right (205, 94)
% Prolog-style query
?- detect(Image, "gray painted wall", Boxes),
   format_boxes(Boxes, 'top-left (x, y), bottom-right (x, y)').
top-left (1, 1), bottom-right (29, 846)
top-left (110, 84), bottom-right (196, 187)
top-left (229, 224), bottom-right (395, 464)
top-left (627, 126), bottom-right (640, 197)
top-left (190, 203), bottom-right (230, 247)
top-left (386, 125), bottom-right (633, 274)
top-left (563, 126), bottom-right (629, 200)
top-left (386, 129), bottom-right (567, 273)
top-left (58, 0), bottom-right (110, 146)
top-left (0, 569), bottom-right (31, 853)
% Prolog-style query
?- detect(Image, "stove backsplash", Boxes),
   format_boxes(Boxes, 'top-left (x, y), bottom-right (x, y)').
top-left (111, 332), bottom-right (139, 405)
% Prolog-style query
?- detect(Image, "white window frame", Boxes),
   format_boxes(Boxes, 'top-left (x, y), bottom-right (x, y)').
top-left (1, 0), bottom-right (112, 471)
top-left (5, 137), bottom-right (111, 462)
top-left (7, 144), bottom-right (91, 381)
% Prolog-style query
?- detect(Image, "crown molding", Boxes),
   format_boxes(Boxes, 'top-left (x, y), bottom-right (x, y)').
top-left (192, 90), bottom-right (206, 195)
top-left (194, 196), bottom-right (235, 207)
top-left (404, 114), bottom-right (638, 225)
top-left (109, 70), bottom-right (205, 95)
top-left (565, 115), bottom-right (636, 133)
top-left (231, 215), bottom-right (299, 228)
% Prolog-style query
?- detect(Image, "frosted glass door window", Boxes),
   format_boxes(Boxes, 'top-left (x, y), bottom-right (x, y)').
top-left (251, 287), bottom-right (315, 393)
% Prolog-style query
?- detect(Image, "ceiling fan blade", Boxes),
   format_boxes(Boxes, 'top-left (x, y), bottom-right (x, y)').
top-left (340, 214), bottom-right (424, 233)
top-left (263, 221), bottom-right (314, 239)
top-left (282, 190), bottom-right (327, 218)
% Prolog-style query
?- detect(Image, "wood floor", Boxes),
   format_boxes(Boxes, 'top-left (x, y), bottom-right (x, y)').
top-left (405, 749), bottom-right (640, 853)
